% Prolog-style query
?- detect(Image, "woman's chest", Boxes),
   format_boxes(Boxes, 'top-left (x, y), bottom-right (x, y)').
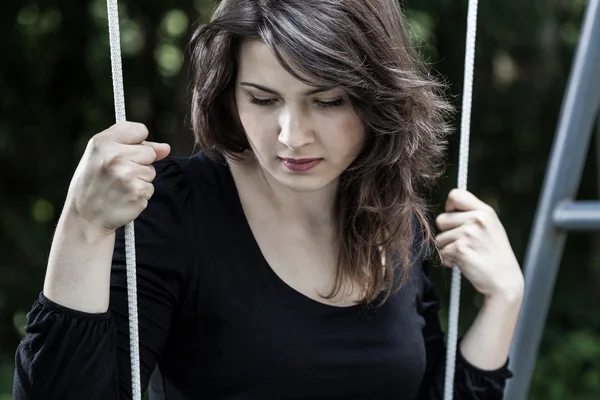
top-left (164, 254), bottom-right (429, 399)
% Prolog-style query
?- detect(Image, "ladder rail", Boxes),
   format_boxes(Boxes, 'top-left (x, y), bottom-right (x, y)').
top-left (504, 0), bottom-right (600, 398)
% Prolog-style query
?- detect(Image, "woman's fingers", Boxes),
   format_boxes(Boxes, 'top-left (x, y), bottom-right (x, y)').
top-left (445, 188), bottom-right (495, 213)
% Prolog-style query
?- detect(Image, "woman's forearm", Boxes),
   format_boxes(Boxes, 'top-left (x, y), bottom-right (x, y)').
top-left (43, 207), bottom-right (116, 314)
top-left (459, 289), bottom-right (523, 370)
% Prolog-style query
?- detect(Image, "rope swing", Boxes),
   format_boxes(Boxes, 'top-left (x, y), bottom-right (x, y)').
top-left (104, 1), bottom-right (479, 399)
top-left (444, 0), bottom-right (479, 398)
top-left (106, 1), bottom-right (142, 399)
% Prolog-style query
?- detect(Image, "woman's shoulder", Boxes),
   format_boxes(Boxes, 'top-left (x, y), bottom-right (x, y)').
top-left (152, 151), bottom-right (231, 198)
top-left (146, 151), bottom-right (237, 230)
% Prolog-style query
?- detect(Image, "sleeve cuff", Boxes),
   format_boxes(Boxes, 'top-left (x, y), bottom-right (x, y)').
top-left (38, 292), bottom-right (111, 321)
top-left (456, 347), bottom-right (514, 380)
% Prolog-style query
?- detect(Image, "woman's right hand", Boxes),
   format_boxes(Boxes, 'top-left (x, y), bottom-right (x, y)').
top-left (65, 121), bottom-right (171, 236)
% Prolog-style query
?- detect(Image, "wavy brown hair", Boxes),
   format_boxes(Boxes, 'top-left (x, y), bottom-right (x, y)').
top-left (189, 0), bottom-right (453, 305)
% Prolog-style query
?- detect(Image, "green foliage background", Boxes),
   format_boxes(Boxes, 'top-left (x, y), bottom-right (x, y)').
top-left (1, 0), bottom-right (599, 398)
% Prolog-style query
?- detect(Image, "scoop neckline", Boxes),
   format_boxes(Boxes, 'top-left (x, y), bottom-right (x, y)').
top-left (218, 157), bottom-right (367, 312)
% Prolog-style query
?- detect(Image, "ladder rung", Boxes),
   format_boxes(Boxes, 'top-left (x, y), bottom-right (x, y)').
top-left (552, 201), bottom-right (600, 230)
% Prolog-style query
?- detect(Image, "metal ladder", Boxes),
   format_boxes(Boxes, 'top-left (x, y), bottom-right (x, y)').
top-left (504, 0), bottom-right (600, 398)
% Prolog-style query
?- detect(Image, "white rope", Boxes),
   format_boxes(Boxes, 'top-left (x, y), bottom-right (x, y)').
top-left (443, 0), bottom-right (478, 399)
top-left (106, 1), bottom-right (142, 399)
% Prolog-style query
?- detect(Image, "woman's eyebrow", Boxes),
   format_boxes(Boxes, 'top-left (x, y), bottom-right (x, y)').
top-left (238, 82), bottom-right (336, 96)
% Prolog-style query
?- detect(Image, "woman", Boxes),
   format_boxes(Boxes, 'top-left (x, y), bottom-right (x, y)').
top-left (13, 0), bottom-right (524, 399)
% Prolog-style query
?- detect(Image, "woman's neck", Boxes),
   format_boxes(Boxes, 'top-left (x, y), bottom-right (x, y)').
top-left (227, 155), bottom-right (339, 231)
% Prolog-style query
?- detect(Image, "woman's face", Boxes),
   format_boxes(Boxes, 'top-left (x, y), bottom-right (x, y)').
top-left (234, 40), bottom-right (365, 193)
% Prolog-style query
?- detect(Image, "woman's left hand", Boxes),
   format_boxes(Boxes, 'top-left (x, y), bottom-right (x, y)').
top-left (435, 189), bottom-right (524, 300)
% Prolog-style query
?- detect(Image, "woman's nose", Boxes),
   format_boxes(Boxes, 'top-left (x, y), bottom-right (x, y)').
top-left (278, 108), bottom-right (315, 150)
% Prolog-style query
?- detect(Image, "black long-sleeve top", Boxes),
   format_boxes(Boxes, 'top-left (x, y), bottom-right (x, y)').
top-left (13, 153), bottom-right (512, 399)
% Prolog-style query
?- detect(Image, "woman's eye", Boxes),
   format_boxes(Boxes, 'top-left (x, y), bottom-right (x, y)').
top-left (250, 97), bottom-right (277, 106)
top-left (316, 98), bottom-right (345, 108)
top-left (249, 97), bottom-right (345, 108)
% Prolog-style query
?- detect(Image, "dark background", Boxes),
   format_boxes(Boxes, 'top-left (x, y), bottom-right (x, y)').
top-left (1, 0), bottom-right (599, 398)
